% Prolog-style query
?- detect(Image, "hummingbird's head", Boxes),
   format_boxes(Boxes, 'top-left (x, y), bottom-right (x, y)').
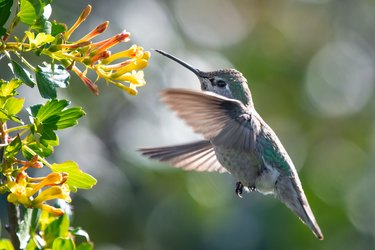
top-left (155, 50), bottom-right (254, 108)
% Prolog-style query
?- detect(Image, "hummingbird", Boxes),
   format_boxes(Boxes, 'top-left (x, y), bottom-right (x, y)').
top-left (140, 50), bottom-right (323, 240)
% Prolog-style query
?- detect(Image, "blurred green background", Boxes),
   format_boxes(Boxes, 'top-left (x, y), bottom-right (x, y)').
top-left (2, 0), bottom-right (375, 249)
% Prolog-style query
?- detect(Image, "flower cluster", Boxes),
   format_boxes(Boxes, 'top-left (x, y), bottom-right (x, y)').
top-left (26, 5), bottom-right (150, 95)
top-left (6, 156), bottom-right (71, 216)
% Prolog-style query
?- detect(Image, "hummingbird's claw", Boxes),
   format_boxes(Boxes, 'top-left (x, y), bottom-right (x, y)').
top-left (235, 181), bottom-right (244, 198)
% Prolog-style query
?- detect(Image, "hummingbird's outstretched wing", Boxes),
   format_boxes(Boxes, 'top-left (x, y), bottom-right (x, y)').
top-left (139, 140), bottom-right (228, 173)
top-left (161, 89), bottom-right (260, 151)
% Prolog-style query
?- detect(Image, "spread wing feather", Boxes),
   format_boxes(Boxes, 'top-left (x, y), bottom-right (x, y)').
top-left (139, 140), bottom-right (227, 173)
top-left (161, 89), bottom-right (259, 151)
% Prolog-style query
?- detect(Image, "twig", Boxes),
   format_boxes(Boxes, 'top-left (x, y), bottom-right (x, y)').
top-left (0, 122), bottom-right (20, 249)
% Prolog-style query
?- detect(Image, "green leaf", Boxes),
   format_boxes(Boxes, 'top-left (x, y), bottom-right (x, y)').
top-left (31, 99), bottom-right (69, 122)
top-left (0, 26), bottom-right (6, 36)
top-left (76, 242), bottom-right (94, 250)
top-left (51, 161), bottom-right (97, 192)
top-left (17, 208), bottom-right (33, 249)
top-left (4, 97), bottom-right (24, 115)
top-left (25, 100), bottom-right (84, 155)
top-left (51, 20), bottom-right (67, 36)
top-left (9, 60), bottom-right (36, 87)
top-left (22, 140), bottom-right (53, 158)
top-left (5, 135), bottom-right (22, 158)
top-left (0, 0), bottom-right (13, 36)
top-left (52, 238), bottom-right (75, 250)
top-left (35, 71), bottom-right (56, 99)
top-left (30, 208), bottom-right (41, 235)
top-left (40, 128), bottom-right (59, 147)
top-left (0, 78), bottom-right (22, 97)
top-left (0, 97), bottom-right (25, 123)
top-left (40, 0), bottom-right (52, 5)
top-left (29, 99), bottom-right (84, 130)
top-left (25, 237), bottom-right (39, 250)
top-left (45, 214), bottom-right (70, 246)
top-left (32, 14), bottom-right (51, 34)
top-left (45, 107), bottom-right (85, 130)
top-left (35, 62), bottom-right (70, 99)
top-left (18, 0), bottom-right (43, 25)
top-left (0, 239), bottom-right (15, 250)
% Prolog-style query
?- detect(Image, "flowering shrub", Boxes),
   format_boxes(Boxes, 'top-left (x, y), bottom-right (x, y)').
top-left (0, 1), bottom-right (150, 249)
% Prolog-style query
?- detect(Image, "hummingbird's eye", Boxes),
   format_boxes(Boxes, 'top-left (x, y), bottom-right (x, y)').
top-left (216, 79), bottom-right (227, 88)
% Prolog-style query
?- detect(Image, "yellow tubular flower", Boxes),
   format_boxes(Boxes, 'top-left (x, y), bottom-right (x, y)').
top-left (115, 71), bottom-right (146, 86)
top-left (90, 31), bottom-right (130, 55)
top-left (44, 5), bottom-right (150, 95)
top-left (110, 59), bottom-right (148, 79)
top-left (7, 172), bottom-right (30, 205)
top-left (6, 169), bottom-right (71, 216)
top-left (64, 5), bottom-right (92, 40)
top-left (27, 172), bottom-right (67, 197)
top-left (77, 21), bottom-right (109, 43)
top-left (33, 184), bottom-right (71, 204)
top-left (72, 66), bottom-right (99, 95)
top-left (35, 204), bottom-right (65, 216)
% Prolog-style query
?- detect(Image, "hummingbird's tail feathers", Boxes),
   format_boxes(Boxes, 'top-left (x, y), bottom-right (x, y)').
top-left (298, 195), bottom-right (324, 240)
top-left (139, 140), bottom-right (228, 173)
top-left (162, 89), bottom-right (257, 151)
top-left (275, 177), bottom-right (323, 240)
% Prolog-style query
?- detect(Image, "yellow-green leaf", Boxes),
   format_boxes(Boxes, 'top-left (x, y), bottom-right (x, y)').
top-left (18, 0), bottom-right (41, 25)
top-left (0, 79), bottom-right (22, 97)
top-left (0, 239), bottom-right (15, 250)
top-left (52, 237), bottom-right (75, 250)
top-left (25, 31), bottom-right (54, 47)
top-left (51, 161), bottom-right (96, 192)
top-left (4, 97), bottom-right (24, 115)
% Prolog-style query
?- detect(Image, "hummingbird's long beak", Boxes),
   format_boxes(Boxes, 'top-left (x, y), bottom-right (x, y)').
top-left (155, 49), bottom-right (203, 76)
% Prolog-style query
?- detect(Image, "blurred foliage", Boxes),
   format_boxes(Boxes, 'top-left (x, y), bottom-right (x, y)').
top-left (1, 0), bottom-right (375, 250)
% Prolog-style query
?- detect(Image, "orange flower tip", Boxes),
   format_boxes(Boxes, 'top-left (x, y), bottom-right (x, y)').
top-left (61, 173), bottom-right (69, 184)
top-left (78, 21), bottom-right (109, 42)
top-left (37, 204), bottom-right (65, 216)
top-left (116, 31), bottom-right (131, 43)
top-left (52, 209), bottom-right (65, 216)
top-left (96, 21), bottom-right (109, 34)
top-left (90, 50), bottom-right (111, 64)
top-left (46, 172), bottom-right (64, 183)
top-left (81, 5), bottom-right (92, 20)
top-left (31, 162), bottom-right (43, 169)
top-left (84, 79), bottom-right (99, 95)
top-left (16, 172), bottom-right (27, 182)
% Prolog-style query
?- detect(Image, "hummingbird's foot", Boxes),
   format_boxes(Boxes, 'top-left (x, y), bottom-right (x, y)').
top-left (235, 181), bottom-right (244, 198)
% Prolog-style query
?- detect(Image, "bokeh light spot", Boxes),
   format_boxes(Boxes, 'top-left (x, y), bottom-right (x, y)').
top-left (305, 39), bottom-right (375, 117)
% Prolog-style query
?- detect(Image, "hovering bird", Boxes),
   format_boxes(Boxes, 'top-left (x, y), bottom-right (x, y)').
top-left (140, 50), bottom-right (323, 240)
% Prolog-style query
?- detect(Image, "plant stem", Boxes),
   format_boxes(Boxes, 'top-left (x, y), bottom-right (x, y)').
top-left (5, 124), bottom-right (30, 133)
top-left (0, 122), bottom-right (20, 249)
top-left (7, 202), bottom-right (20, 249)
top-left (13, 51), bottom-right (36, 72)
top-left (22, 145), bottom-right (52, 168)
